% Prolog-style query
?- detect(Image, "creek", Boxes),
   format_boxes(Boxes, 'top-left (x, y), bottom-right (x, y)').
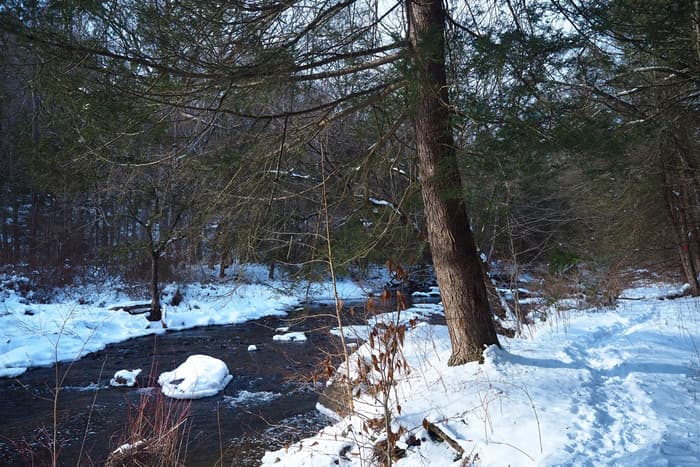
top-left (0, 304), bottom-right (354, 466)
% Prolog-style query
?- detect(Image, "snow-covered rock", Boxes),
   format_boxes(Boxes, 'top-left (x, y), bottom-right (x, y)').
top-left (272, 331), bottom-right (307, 342)
top-left (110, 368), bottom-right (142, 387)
top-left (247, 344), bottom-right (258, 351)
top-left (157, 355), bottom-right (232, 399)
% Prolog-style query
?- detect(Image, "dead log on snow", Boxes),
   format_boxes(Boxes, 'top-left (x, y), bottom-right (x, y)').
top-left (109, 303), bottom-right (152, 315)
top-left (422, 418), bottom-right (464, 459)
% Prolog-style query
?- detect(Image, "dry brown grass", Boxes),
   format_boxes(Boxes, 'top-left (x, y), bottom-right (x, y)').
top-left (106, 390), bottom-right (191, 467)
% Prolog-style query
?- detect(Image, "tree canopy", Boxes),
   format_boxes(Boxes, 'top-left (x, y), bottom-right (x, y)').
top-left (2, 0), bottom-right (700, 360)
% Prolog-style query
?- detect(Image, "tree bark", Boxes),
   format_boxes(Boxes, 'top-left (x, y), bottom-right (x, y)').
top-left (407, 0), bottom-right (500, 365)
top-left (219, 251), bottom-right (228, 279)
top-left (149, 250), bottom-right (162, 321)
top-left (661, 128), bottom-right (700, 296)
top-left (693, 0), bottom-right (700, 66)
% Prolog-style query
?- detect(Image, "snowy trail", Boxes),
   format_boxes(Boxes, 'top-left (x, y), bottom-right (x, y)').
top-left (491, 297), bottom-right (700, 466)
top-left (262, 288), bottom-right (700, 466)
top-left (555, 311), bottom-right (666, 464)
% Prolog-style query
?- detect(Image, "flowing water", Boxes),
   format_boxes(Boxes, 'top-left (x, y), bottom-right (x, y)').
top-left (0, 304), bottom-right (352, 466)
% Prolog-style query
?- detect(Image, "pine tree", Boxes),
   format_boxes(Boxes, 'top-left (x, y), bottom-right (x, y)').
top-left (1, 0), bottom-right (503, 361)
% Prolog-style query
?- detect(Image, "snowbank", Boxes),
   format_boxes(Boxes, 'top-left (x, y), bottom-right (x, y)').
top-left (158, 355), bottom-right (232, 399)
top-left (0, 266), bottom-right (385, 378)
top-left (262, 289), bottom-right (700, 466)
top-left (619, 282), bottom-right (690, 300)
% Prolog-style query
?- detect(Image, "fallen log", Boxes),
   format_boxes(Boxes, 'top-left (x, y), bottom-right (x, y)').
top-left (422, 418), bottom-right (464, 460)
top-left (109, 303), bottom-right (152, 315)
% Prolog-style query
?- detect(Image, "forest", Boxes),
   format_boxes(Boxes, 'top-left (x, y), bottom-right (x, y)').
top-left (1, 0), bottom-right (700, 466)
top-left (2, 0), bottom-right (697, 302)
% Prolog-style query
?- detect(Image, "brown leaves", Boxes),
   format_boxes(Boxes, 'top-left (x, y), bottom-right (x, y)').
top-left (348, 316), bottom-right (414, 467)
top-left (397, 322), bottom-right (406, 346)
top-left (367, 297), bottom-right (376, 314)
top-left (380, 288), bottom-right (392, 305)
top-left (324, 357), bottom-right (334, 378)
top-left (364, 416), bottom-right (386, 432)
top-left (396, 290), bottom-right (408, 311)
top-left (357, 356), bottom-right (371, 382)
top-left (394, 264), bottom-right (407, 282)
top-left (371, 353), bottom-right (380, 372)
top-left (386, 258), bottom-right (408, 282)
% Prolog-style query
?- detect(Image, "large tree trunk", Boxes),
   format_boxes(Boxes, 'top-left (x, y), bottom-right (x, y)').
top-left (407, 0), bottom-right (500, 365)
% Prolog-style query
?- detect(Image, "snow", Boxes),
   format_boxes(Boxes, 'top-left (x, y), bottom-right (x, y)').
top-left (618, 282), bottom-right (690, 300)
top-left (368, 197), bottom-right (393, 207)
top-left (411, 285), bottom-right (440, 297)
top-left (157, 354), bottom-right (232, 399)
top-left (247, 344), bottom-right (259, 351)
top-left (331, 303), bottom-right (442, 341)
top-left (261, 285), bottom-right (700, 466)
top-left (112, 440), bottom-right (145, 455)
top-left (273, 331), bottom-right (307, 342)
top-left (299, 277), bottom-right (376, 303)
top-left (110, 368), bottom-right (142, 387)
top-left (4, 266), bottom-right (700, 465)
top-left (0, 266), bottom-right (383, 378)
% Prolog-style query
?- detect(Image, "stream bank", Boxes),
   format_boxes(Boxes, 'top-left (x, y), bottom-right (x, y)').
top-left (0, 305), bottom-right (349, 466)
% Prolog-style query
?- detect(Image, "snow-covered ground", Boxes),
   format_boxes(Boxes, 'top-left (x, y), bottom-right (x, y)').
top-left (0, 265), bottom-right (383, 378)
top-left (262, 285), bottom-right (700, 466)
top-left (3, 266), bottom-right (700, 465)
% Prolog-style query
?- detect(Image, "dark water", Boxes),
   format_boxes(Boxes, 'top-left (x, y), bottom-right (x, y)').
top-left (0, 305), bottom-right (354, 466)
